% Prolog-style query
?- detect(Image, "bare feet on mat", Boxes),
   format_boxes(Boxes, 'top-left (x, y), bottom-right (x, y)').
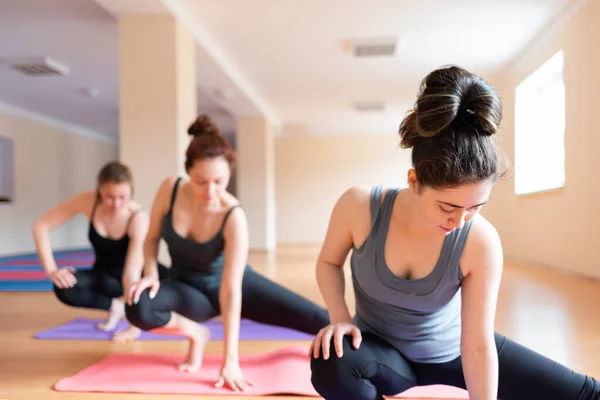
top-left (178, 321), bottom-right (211, 373)
top-left (111, 325), bottom-right (141, 342)
top-left (97, 298), bottom-right (125, 331)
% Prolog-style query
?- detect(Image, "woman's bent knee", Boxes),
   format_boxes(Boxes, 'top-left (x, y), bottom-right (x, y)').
top-left (124, 289), bottom-right (166, 331)
top-left (53, 285), bottom-right (78, 307)
top-left (310, 334), bottom-right (416, 400)
top-left (310, 337), bottom-right (379, 400)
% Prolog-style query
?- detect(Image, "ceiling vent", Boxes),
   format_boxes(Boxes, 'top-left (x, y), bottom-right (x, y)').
top-left (349, 37), bottom-right (397, 58)
top-left (354, 101), bottom-right (386, 112)
top-left (9, 57), bottom-right (70, 76)
top-left (281, 122), bottom-right (308, 136)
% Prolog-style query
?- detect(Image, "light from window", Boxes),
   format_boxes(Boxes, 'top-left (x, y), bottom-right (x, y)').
top-left (514, 50), bottom-right (565, 195)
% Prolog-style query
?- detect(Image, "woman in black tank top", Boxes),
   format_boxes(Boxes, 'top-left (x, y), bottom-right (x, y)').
top-left (33, 161), bottom-right (167, 342)
top-left (124, 115), bottom-right (329, 392)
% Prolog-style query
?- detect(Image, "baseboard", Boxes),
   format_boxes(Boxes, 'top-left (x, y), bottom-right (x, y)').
top-left (504, 256), bottom-right (600, 282)
top-left (274, 242), bottom-right (323, 248)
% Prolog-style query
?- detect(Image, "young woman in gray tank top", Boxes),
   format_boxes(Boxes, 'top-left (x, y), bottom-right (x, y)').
top-left (309, 66), bottom-right (600, 399)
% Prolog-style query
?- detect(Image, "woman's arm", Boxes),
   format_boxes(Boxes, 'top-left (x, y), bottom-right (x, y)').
top-left (121, 210), bottom-right (150, 288)
top-left (219, 206), bottom-right (249, 365)
top-left (128, 178), bottom-right (173, 304)
top-left (460, 217), bottom-right (504, 400)
top-left (142, 178), bottom-right (173, 279)
top-left (309, 187), bottom-right (371, 360)
top-left (316, 187), bottom-right (365, 324)
top-left (32, 191), bottom-right (95, 276)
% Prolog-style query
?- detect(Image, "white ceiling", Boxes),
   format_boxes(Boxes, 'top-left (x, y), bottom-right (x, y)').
top-left (0, 0), bottom-right (235, 143)
top-left (0, 0), bottom-right (585, 142)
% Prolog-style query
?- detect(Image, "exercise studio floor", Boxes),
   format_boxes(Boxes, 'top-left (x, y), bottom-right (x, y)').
top-left (2, 246), bottom-right (600, 400)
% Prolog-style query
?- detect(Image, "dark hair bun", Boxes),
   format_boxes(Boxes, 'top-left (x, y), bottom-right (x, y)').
top-left (399, 66), bottom-right (501, 148)
top-left (188, 114), bottom-right (220, 137)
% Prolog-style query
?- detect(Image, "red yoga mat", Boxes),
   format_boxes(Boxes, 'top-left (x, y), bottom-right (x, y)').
top-left (54, 346), bottom-right (469, 398)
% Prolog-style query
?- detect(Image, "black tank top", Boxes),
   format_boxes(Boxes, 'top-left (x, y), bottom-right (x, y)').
top-left (88, 198), bottom-right (139, 278)
top-left (161, 177), bottom-right (240, 281)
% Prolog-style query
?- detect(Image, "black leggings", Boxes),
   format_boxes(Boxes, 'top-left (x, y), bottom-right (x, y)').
top-left (310, 332), bottom-right (600, 400)
top-left (125, 267), bottom-right (330, 335)
top-left (54, 264), bottom-right (170, 311)
top-left (54, 269), bottom-right (123, 311)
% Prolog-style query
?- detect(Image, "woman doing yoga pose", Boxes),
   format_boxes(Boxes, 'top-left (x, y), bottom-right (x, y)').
top-left (33, 161), bottom-right (167, 342)
top-left (125, 115), bottom-right (330, 392)
top-left (309, 66), bottom-right (600, 400)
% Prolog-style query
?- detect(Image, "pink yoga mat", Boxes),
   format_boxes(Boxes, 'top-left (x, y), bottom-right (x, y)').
top-left (0, 271), bottom-right (47, 279)
top-left (54, 346), bottom-right (469, 398)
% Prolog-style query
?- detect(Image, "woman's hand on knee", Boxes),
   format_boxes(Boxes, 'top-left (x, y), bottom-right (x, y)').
top-left (309, 323), bottom-right (362, 360)
top-left (126, 276), bottom-right (159, 306)
top-left (50, 267), bottom-right (77, 289)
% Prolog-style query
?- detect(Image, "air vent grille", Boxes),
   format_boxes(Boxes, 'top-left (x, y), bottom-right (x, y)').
top-left (350, 37), bottom-right (397, 58)
top-left (354, 101), bottom-right (386, 112)
top-left (9, 57), bottom-right (69, 76)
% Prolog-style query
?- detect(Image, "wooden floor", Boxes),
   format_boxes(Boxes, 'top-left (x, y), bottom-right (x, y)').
top-left (2, 245), bottom-right (600, 399)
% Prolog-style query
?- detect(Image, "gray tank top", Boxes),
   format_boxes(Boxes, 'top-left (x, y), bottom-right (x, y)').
top-left (351, 185), bottom-right (473, 363)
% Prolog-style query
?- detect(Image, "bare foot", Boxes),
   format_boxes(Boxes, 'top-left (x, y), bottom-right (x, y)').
top-left (97, 298), bottom-right (125, 332)
top-left (177, 322), bottom-right (211, 373)
top-left (111, 325), bottom-right (142, 343)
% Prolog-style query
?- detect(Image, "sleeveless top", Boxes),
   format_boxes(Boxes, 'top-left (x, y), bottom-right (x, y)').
top-left (351, 186), bottom-right (473, 363)
top-left (161, 177), bottom-right (240, 282)
top-left (88, 198), bottom-right (139, 278)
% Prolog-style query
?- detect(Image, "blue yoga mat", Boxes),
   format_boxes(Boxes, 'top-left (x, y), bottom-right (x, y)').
top-left (0, 248), bottom-right (92, 291)
top-left (0, 279), bottom-right (53, 291)
top-left (0, 248), bottom-right (92, 262)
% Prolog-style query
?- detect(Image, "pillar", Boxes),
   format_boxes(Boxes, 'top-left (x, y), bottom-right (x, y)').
top-left (118, 14), bottom-right (197, 210)
top-left (236, 117), bottom-right (276, 251)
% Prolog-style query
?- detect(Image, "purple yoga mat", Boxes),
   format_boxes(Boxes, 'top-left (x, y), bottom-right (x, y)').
top-left (34, 317), bottom-right (314, 341)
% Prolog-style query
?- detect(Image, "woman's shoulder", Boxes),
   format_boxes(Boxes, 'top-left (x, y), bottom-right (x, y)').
top-left (466, 214), bottom-right (500, 247)
top-left (461, 214), bottom-right (503, 276)
top-left (218, 192), bottom-right (247, 236)
top-left (335, 185), bottom-right (399, 211)
top-left (220, 191), bottom-right (242, 212)
top-left (159, 176), bottom-right (182, 191)
top-left (127, 200), bottom-right (146, 215)
top-left (79, 190), bottom-right (97, 202)
top-left (73, 190), bottom-right (97, 214)
top-left (152, 176), bottom-right (182, 200)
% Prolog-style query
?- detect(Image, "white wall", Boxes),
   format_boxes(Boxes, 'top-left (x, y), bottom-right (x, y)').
top-left (275, 134), bottom-right (412, 244)
top-left (0, 110), bottom-right (117, 256)
top-left (484, 0), bottom-right (600, 279)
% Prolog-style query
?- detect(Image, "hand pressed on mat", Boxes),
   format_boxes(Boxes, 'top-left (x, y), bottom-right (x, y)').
top-left (215, 361), bottom-right (255, 392)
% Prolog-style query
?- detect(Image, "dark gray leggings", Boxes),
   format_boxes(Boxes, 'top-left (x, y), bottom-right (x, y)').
top-left (54, 264), bottom-right (170, 311)
top-left (125, 267), bottom-right (330, 335)
top-left (310, 332), bottom-right (600, 400)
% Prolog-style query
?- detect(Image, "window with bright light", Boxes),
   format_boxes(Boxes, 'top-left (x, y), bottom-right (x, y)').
top-left (514, 50), bottom-right (565, 195)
